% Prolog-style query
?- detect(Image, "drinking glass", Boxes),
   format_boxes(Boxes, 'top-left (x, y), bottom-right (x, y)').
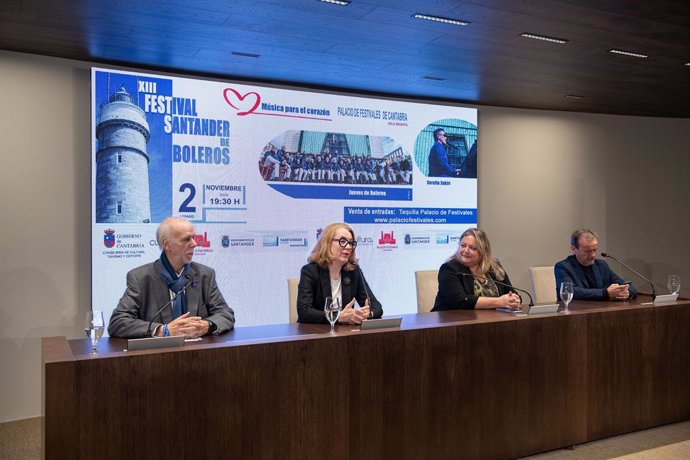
top-left (667, 275), bottom-right (681, 295)
top-left (84, 310), bottom-right (105, 354)
top-left (324, 297), bottom-right (341, 334)
top-left (560, 282), bottom-right (574, 312)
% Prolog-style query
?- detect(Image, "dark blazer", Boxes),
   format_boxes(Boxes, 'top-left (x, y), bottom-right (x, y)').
top-left (108, 260), bottom-right (235, 338)
top-left (554, 255), bottom-right (637, 301)
top-left (459, 141), bottom-right (477, 178)
top-left (297, 262), bottom-right (383, 323)
top-left (428, 141), bottom-right (456, 177)
top-left (431, 258), bottom-right (517, 311)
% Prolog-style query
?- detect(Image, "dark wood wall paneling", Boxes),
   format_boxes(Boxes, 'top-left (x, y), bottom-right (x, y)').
top-left (1, 0), bottom-right (689, 117)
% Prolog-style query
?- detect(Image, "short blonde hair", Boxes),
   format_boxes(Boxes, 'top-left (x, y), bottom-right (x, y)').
top-left (453, 228), bottom-right (506, 281)
top-left (308, 223), bottom-right (358, 271)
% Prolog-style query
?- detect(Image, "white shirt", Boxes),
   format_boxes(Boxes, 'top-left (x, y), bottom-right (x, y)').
top-left (330, 276), bottom-right (343, 309)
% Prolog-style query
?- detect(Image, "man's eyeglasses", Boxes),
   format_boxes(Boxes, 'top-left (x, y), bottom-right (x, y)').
top-left (333, 237), bottom-right (357, 249)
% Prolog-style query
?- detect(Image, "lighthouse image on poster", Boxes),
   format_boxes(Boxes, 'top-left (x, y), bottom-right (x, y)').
top-left (95, 84), bottom-right (151, 223)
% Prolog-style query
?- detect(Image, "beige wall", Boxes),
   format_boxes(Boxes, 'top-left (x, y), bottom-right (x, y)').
top-left (1, 51), bottom-right (91, 423)
top-left (1, 50), bottom-right (688, 422)
top-left (480, 108), bottom-right (690, 296)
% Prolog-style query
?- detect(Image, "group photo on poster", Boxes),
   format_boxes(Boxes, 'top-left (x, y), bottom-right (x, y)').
top-left (259, 130), bottom-right (413, 186)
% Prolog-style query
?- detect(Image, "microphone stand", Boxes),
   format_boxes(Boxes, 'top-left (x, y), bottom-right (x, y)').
top-left (146, 276), bottom-right (196, 337)
top-left (461, 272), bottom-right (534, 307)
top-left (127, 276), bottom-right (199, 352)
top-left (355, 264), bottom-right (373, 319)
top-left (601, 253), bottom-right (655, 298)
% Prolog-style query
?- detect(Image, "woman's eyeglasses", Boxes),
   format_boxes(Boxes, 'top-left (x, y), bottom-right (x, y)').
top-left (333, 237), bottom-right (357, 249)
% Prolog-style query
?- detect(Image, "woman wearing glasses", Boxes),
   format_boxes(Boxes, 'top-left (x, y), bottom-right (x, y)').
top-left (297, 223), bottom-right (383, 324)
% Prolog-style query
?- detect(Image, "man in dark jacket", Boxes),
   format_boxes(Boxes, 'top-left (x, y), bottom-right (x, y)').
top-left (554, 229), bottom-right (637, 301)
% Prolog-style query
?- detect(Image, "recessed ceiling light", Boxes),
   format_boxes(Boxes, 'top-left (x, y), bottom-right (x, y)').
top-left (422, 76), bottom-right (446, 81)
top-left (231, 51), bottom-right (260, 58)
top-left (684, 62), bottom-right (690, 66)
top-left (413, 13), bottom-right (469, 26)
top-left (319, 0), bottom-right (350, 5)
top-left (608, 49), bottom-right (648, 58)
top-left (520, 33), bottom-right (568, 44)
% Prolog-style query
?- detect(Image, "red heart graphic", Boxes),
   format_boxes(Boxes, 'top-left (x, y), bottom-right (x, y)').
top-left (223, 88), bottom-right (261, 116)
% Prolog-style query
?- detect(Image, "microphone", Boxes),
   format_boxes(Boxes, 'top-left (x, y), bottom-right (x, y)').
top-left (600, 253), bottom-right (655, 298)
top-left (146, 275), bottom-right (197, 336)
top-left (460, 272), bottom-right (534, 306)
top-left (355, 264), bottom-right (375, 319)
top-left (356, 264), bottom-right (370, 302)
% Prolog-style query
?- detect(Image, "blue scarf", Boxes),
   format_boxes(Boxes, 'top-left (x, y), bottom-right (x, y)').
top-left (158, 252), bottom-right (192, 319)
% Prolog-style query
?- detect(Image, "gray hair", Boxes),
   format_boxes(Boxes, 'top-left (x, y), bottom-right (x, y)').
top-left (156, 217), bottom-right (190, 247)
top-left (570, 229), bottom-right (598, 248)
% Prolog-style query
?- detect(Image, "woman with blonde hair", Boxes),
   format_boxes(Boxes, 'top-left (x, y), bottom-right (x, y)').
top-left (297, 223), bottom-right (383, 324)
top-left (432, 228), bottom-right (521, 311)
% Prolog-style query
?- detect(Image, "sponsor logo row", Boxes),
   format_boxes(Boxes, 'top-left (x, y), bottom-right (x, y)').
top-left (102, 229), bottom-right (464, 252)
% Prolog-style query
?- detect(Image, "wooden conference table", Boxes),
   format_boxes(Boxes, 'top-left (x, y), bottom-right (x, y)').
top-left (43, 296), bottom-right (690, 459)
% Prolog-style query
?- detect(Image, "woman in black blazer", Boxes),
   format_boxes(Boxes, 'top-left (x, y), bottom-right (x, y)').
top-left (297, 223), bottom-right (383, 324)
top-left (432, 228), bottom-right (522, 311)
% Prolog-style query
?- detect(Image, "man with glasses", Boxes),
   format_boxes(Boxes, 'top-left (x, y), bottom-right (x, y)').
top-left (428, 128), bottom-right (460, 177)
top-left (554, 229), bottom-right (637, 301)
top-left (108, 217), bottom-right (235, 338)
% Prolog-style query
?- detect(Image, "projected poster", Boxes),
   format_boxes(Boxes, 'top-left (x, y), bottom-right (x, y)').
top-left (91, 67), bottom-right (478, 327)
